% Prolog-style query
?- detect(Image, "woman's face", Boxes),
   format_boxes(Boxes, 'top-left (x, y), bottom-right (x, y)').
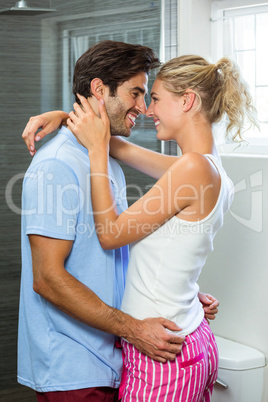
top-left (146, 78), bottom-right (183, 141)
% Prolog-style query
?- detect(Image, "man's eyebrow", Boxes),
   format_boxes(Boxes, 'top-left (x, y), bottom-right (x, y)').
top-left (131, 86), bottom-right (147, 95)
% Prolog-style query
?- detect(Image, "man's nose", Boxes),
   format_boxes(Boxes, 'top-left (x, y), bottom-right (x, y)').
top-left (135, 97), bottom-right (147, 114)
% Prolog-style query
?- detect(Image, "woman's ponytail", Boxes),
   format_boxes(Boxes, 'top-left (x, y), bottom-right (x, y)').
top-left (213, 58), bottom-right (259, 141)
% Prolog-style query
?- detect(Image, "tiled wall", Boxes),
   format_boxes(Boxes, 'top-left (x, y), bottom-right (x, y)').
top-left (0, 1), bottom-right (161, 399)
top-left (0, 9), bottom-right (42, 401)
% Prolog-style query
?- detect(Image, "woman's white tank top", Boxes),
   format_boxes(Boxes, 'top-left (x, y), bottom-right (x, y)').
top-left (121, 154), bottom-right (234, 336)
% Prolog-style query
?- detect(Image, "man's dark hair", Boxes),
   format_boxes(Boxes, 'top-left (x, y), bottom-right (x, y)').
top-left (72, 40), bottom-right (160, 102)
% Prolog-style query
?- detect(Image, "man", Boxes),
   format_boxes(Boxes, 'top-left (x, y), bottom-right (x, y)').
top-left (20, 41), bottom-right (218, 401)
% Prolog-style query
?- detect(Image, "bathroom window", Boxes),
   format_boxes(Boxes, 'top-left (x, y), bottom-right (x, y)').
top-left (212, 1), bottom-right (268, 145)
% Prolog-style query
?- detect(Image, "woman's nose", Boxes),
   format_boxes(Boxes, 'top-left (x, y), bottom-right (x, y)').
top-left (146, 102), bottom-right (154, 117)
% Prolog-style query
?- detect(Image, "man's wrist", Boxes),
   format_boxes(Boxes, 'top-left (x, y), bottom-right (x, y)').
top-left (118, 315), bottom-right (142, 344)
top-left (108, 307), bottom-right (139, 341)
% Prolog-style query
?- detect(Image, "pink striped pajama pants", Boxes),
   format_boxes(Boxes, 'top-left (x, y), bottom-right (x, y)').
top-left (119, 318), bottom-right (218, 401)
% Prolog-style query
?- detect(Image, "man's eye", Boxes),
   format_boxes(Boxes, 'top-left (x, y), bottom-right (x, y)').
top-left (132, 92), bottom-right (139, 98)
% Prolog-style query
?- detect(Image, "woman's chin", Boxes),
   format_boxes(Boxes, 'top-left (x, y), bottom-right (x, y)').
top-left (156, 130), bottom-right (169, 141)
top-left (156, 130), bottom-right (162, 140)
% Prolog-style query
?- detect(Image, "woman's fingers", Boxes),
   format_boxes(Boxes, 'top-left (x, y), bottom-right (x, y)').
top-left (67, 117), bottom-right (75, 132)
top-left (72, 103), bottom-right (83, 118)
top-left (22, 116), bottom-right (51, 155)
top-left (77, 94), bottom-right (95, 115)
top-left (68, 110), bottom-right (77, 124)
top-left (22, 117), bottom-right (41, 155)
top-left (67, 95), bottom-right (111, 152)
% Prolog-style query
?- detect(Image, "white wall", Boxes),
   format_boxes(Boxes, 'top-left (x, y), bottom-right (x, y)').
top-left (178, 0), bottom-right (212, 59)
top-left (198, 155), bottom-right (268, 402)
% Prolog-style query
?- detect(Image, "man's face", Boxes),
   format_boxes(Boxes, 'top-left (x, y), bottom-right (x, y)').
top-left (104, 72), bottom-right (148, 137)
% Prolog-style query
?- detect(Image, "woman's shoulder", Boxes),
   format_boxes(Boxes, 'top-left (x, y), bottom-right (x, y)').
top-left (172, 152), bottom-right (215, 173)
top-left (170, 151), bottom-right (221, 189)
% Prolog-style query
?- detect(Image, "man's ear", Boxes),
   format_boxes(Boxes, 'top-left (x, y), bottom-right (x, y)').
top-left (91, 78), bottom-right (106, 100)
top-left (182, 90), bottom-right (196, 112)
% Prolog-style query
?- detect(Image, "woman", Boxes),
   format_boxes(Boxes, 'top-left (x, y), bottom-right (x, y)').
top-left (23, 55), bottom-right (258, 401)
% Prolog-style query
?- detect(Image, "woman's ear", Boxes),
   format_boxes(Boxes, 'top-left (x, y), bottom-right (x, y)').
top-left (91, 78), bottom-right (106, 100)
top-left (182, 90), bottom-right (196, 112)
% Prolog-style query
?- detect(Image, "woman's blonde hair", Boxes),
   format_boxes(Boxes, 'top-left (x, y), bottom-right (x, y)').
top-left (157, 55), bottom-right (259, 141)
